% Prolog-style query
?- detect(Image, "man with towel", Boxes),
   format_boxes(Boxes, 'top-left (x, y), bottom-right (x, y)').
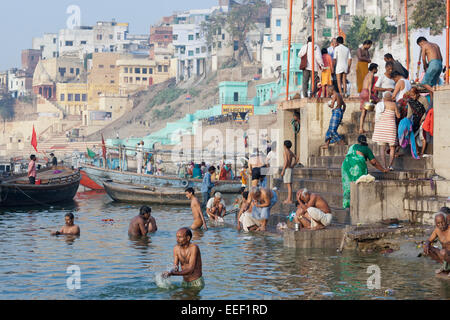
top-left (294, 189), bottom-right (333, 230)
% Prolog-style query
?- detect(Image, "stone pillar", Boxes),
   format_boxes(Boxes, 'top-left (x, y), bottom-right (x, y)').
top-left (433, 86), bottom-right (450, 179)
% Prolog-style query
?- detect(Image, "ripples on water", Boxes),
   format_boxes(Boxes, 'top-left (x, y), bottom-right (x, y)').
top-left (0, 190), bottom-right (449, 300)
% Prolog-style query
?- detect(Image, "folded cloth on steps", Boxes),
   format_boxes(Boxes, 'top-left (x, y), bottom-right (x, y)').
top-left (356, 174), bottom-right (376, 184)
top-left (307, 207), bottom-right (333, 228)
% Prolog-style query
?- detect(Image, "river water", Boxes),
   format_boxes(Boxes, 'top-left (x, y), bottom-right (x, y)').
top-left (0, 189), bottom-right (448, 300)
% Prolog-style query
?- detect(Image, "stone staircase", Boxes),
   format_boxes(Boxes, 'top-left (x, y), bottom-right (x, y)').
top-left (270, 109), bottom-right (438, 229)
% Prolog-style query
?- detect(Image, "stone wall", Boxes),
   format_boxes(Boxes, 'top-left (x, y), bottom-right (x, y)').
top-left (433, 86), bottom-right (450, 179)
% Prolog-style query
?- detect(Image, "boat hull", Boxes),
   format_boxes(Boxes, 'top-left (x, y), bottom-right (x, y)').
top-left (103, 181), bottom-right (196, 205)
top-left (81, 165), bottom-right (242, 193)
top-left (0, 175), bottom-right (81, 207)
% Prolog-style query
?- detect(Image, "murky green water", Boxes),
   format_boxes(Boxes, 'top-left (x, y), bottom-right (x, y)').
top-left (0, 190), bottom-right (448, 300)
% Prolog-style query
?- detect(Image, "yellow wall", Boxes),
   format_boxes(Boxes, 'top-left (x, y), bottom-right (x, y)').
top-left (56, 83), bottom-right (88, 115)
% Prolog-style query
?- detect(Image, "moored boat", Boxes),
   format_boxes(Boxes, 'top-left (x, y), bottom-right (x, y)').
top-left (103, 181), bottom-right (199, 205)
top-left (0, 167), bottom-right (81, 207)
top-left (80, 164), bottom-right (242, 193)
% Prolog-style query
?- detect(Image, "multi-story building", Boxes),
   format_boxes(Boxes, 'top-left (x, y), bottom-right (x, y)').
top-left (21, 49), bottom-right (42, 76)
top-left (8, 69), bottom-right (33, 98)
top-left (0, 71), bottom-right (7, 95)
top-left (117, 56), bottom-right (171, 94)
top-left (262, 6), bottom-right (288, 79)
top-left (56, 83), bottom-right (89, 115)
top-left (32, 33), bottom-right (59, 60)
top-left (87, 52), bottom-right (120, 106)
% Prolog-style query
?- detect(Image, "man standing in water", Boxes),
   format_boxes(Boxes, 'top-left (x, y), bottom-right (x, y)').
top-left (51, 213), bottom-right (80, 236)
top-left (185, 187), bottom-right (208, 231)
top-left (163, 228), bottom-right (204, 289)
top-left (128, 206), bottom-right (157, 237)
top-left (423, 211), bottom-right (450, 277)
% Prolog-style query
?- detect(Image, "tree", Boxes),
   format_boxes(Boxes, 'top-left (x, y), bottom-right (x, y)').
top-left (225, 0), bottom-right (267, 62)
top-left (346, 16), bottom-right (396, 51)
top-left (201, 14), bottom-right (227, 51)
top-left (411, 0), bottom-right (446, 36)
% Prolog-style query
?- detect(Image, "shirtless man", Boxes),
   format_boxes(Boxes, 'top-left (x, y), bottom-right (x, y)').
top-left (185, 187), bottom-right (208, 231)
top-left (423, 212), bottom-right (450, 276)
top-left (51, 213), bottom-right (80, 236)
top-left (248, 149), bottom-right (267, 187)
top-left (237, 187), bottom-right (278, 232)
top-left (128, 206), bottom-right (157, 237)
top-left (294, 188), bottom-right (332, 230)
top-left (281, 140), bottom-right (298, 204)
top-left (359, 63), bottom-right (378, 133)
top-left (417, 37), bottom-right (443, 100)
top-left (163, 228), bottom-right (204, 290)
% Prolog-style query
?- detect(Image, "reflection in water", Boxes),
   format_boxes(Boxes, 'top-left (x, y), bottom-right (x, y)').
top-left (0, 189), bottom-right (448, 299)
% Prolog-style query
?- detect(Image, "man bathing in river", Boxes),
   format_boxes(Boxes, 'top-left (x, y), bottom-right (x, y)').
top-left (423, 211), bottom-right (450, 277)
top-left (128, 206), bottom-right (157, 237)
top-left (237, 187), bottom-right (277, 232)
top-left (51, 213), bottom-right (80, 236)
top-left (185, 187), bottom-right (208, 231)
top-left (163, 227), bottom-right (204, 289)
top-left (206, 192), bottom-right (226, 222)
top-left (294, 189), bottom-right (332, 230)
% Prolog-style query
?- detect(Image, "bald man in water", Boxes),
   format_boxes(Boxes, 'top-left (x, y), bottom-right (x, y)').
top-left (163, 227), bottom-right (204, 289)
top-left (423, 212), bottom-right (450, 276)
top-left (294, 189), bottom-right (332, 230)
top-left (185, 188), bottom-right (208, 231)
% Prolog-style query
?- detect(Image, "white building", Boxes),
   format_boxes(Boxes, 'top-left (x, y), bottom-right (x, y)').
top-left (262, 7), bottom-right (288, 79)
top-left (8, 69), bottom-right (32, 98)
top-left (32, 33), bottom-right (59, 60)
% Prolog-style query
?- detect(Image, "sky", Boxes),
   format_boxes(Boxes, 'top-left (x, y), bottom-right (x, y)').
top-left (0, 0), bottom-right (217, 70)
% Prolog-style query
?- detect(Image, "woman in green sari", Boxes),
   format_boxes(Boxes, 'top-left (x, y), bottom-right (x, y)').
top-left (341, 135), bottom-right (388, 208)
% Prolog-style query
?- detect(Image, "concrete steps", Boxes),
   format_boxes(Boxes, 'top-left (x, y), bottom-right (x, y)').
top-left (404, 196), bottom-right (450, 225)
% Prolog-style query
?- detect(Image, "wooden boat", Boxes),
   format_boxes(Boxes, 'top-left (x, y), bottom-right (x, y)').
top-left (80, 164), bottom-right (242, 193)
top-left (103, 181), bottom-right (199, 205)
top-left (0, 167), bottom-right (81, 207)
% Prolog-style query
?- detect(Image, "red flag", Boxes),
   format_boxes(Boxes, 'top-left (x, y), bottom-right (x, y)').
top-left (31, 125), bottom-right (38, 152)
top-left (101, 134), bottom-right (107, 160)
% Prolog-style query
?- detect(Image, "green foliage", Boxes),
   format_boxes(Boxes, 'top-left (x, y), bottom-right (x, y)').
top-left (148, 88), bottom-right (187, 109)
top-left (153, 105), bottom-right (175, 120)
top-left (411, 0), bottom-right (446, 35)
top-left (0, 95), bottom-right (15, 120)
top-left (346, 16), bottom-right (396, 51)
top-left (201, 14), bottom-right (227, 49)
top-left (188, 88), bottom-right (200, 98)
top-left (220, 58), bottom-right (239, 69)
top-left (18, 95), bottom-right (33, 104)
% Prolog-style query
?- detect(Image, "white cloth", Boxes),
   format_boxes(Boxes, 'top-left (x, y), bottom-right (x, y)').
top-left (239, 211), bottom-right (261, 232)
top-left (375, 74), bottom-right (395, 90)
top-left (356, 174), bottom-right (376, 184)
top-left (206, 198), bottom-right (226, 209)
top-left (396, 78), bottom-right (412, 102)
top-left (307, 207), bottom-right (333, 228)
top-left (375, 101), bottom-right (385, 123)
top-left (334, 44), bottom-right (351, 74)
top-left (298, 42), bottom-right (324, 71)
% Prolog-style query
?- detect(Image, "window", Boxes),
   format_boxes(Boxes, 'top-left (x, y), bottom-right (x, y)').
top-left (65, 41), bottom-right (73, 46)
top-left (326, 5), bottom-right (334, 19)
top-left (82, 94), bottom-right (87, 101)
top-left (276, 53), bottom-right (281, 61)
top-left (164, 66), bottom-right (168, 72)
top-left (341, 5), bottom-right (346, 14)
top-left (110, 80), bottom-right (115, 84)
top-left (149, 68), bottom-right (153, 74)
top-left (68, 94), bottom-right (73, 101)
top-left (110, 65), bottom-right (115, 69)
top-left (158, 65), bottom-right (162, 72)
top-left (276, 34), bottom-right (282, 41)
top-left (60, 94), bottom-right (65, 101)
top-left (70, 68), bottom-right (74, 74)
top-left (188, 35), bottom-right (194, 41)
top-left (76, 68), bottom-right (80, 75)
top-left (97, 34), bottom-right (103, 40)
top-left (188, 50), bottom-right (194, 56)
top-left (59, 67), bottom-right (66, 76)
top-left (124, 67), bottom-right (129, 73)
top-left (218, 42), bottom-right (222, 49)
top-left (173, 34), bottom-right (178, 40)
top-left (196, 48), bottom-right (200, 54)
top-left (143, 77), bottom-right (147, 82)
top-left (53, 52), bottom-right (57, 58)
top-left (75, 94), bottom-right (81, 101)
top-left (53, 38), bottom-right (56, 44)
top-left (135, 68), bottom-right (141, 74)
top-left (222, 34), bottom-right (225, 40)
top-left (142, 68), bottom-right (147, 74)
top-left (323, 28), bottom-right (332, 37)
top-left (81, 41), bottom-right (87, 45)
top-left (99, 65), bottom-right (104, 69)
top-left (136, 77), bottom-right (141, 82)
top-left (109, 34), bottom-right (113, 40)
top-left (217, 28), bottom-right (222, 35)
top-left (196, 33), bottom-right (200, 40)
top-left (201, 46), bottom-right (206, 53)
top-left (276, 19), bottom-right (281, 27)
top-left (233, 92), bottom-right (239, 102)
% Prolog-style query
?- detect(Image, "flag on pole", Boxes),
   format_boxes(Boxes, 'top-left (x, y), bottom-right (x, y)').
top-left (87, 148), bottom-right (96, 158)
top-left (31, 125), bottom-right (38, 152)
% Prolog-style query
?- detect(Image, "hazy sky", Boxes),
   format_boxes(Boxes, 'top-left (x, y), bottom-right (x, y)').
top-left (0, 0), bottom-right (217, 70)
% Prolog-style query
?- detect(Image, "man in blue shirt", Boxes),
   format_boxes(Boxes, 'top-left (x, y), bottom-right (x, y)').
top-left (201, 166), bottom-right (216, 211)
